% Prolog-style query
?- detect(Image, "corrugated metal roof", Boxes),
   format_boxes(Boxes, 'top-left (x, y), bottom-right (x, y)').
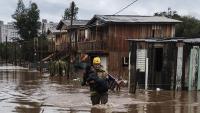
top-left (47, 25), bottom-right (67, 34)
top-left (126, 38), bottom-right (175, 42)
top-left (62, 20), bottom-right (89, 26)
top-left (57, 19), bottom-right (89, 30)
top-left (184, 38), bottom-right (200, 43)
top-left (49, 29), bottom-right (67, 34)
top-left (127, 38), bottom-right (200, 44)
top-left (95, 15), bottom-right (181, 23)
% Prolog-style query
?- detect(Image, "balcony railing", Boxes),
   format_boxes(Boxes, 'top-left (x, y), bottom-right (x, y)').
top-left (77, 40), bottom-right (107, 52)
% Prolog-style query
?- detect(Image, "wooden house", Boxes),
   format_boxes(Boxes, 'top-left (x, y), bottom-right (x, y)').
top-left (57, 19), bottom-right (89, 53)
top-left (47, 28), bottom-right (67, 53)
top-left (40, 27), bottom-right (67, 61)
top-left (81, 15), bottom-right (180, 78)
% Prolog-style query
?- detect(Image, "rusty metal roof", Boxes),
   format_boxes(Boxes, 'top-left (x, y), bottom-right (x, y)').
top-left (89, 15), bottom-right (181, 24)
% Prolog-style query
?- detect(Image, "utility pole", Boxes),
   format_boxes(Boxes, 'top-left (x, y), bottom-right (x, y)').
top-left (67, 1), bottom-right (75, 79)
top-left (52, 36), bottom-right (54, 54)
top-left (19, 44), bottom-right (21, 66)
top-left (40, 22), bottom-right (45, 73)
top-left (5, 36), bottom-right (7, 65)
top-left (14, 42), bottom-right (16, 65)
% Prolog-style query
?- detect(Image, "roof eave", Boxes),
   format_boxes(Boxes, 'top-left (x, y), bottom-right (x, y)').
top-left (87, 15), bottom-right (107, 26)
top-left (106, 21), bottom-right (181, 24)
top-left (56, 20), bottom-right (65, 30)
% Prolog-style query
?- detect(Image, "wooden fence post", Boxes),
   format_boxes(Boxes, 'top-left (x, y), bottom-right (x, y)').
top-left (129, 42), bottom-right (137, 93)
top-left (197, 47), bottom-right (200, 90)
top-left (189, 48), bottom-right (193, 91)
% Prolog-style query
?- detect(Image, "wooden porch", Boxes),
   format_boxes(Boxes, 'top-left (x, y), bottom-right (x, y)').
top-left (77, 40), bottom-right (108, 52)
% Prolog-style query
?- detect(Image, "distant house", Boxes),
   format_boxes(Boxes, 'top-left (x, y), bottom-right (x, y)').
top-left (80, 15), bottom-right (180, 78)
top-left (47, 28), bottom-right (67, 53)
top-left (41, 25), bottom-right (67, 61)
top-left (56, 20), bottom-right (89, 55)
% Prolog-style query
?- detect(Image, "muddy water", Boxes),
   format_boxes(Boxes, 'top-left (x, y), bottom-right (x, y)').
top-left (0, 70), bottom-right (200, 113)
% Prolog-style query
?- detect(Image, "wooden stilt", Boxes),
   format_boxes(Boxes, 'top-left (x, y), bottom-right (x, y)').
top-left (129, 42), bottom-right (137, 94)
top-left (145, 58), bottom-right (149, 90)
top-left (197, 47), bottom-right (200, 90)
top-left (189, 48), bottom-right (194, 91)
top-left (176, 46), bottom-right (183, 90)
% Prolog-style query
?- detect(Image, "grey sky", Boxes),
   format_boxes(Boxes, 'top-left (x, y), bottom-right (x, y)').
top-left (0, 0), bottom-right (200, 23)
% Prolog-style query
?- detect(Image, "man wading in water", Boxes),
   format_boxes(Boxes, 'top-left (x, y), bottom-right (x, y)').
top-left (82, 57), bottom-right (109, 105)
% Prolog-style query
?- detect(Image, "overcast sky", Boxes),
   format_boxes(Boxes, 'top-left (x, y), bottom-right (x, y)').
top-left (0, 0), bottom-right (200, 23)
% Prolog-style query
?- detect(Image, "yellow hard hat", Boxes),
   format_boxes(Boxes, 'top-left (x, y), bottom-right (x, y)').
top-left (93, 57), bottom-right (101, 64)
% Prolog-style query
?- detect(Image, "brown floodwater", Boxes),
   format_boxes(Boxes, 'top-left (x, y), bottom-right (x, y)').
top-left (0, 70), bottom-right (200, 113)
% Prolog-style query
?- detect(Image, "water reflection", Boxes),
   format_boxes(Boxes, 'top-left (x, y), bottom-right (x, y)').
top-left (0, 70), bottom-right (200, 113)
top-left (124, 90), bottom-right (200, 113)
top-left (0, 71), bottom-right (43, 113)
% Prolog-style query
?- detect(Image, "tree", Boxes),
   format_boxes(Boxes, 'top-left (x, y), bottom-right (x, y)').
top-left (26, 2), bottom-right (41, 40)
top-left (154, 8), bottom-right (200, 38)
top-left (154, 8), bottom-right (180, 19)
top-left (12, 0), bottom-right (40, 41)
top-left (63, 1), bottom-right (79, 20)
top-left (12, 0), bottom-right (41, 61)
top-left (0, 42), bottom-right (22, 64)
top-left (175, 16), bottom-right (200, 37)
top-left (12, 0), bottom-right (27, 41)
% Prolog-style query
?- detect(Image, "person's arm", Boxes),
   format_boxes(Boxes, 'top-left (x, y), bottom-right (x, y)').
top-left (81, 73), bottom-right (87, 86)
top-left (86, 73), bottom-right (98, 84)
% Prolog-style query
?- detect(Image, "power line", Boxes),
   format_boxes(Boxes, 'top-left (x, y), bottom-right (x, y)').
top-left (113, 0), bottom-right (139, 15)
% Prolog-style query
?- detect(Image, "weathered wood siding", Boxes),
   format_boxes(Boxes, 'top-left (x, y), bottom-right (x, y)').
top-left (107, 23), bottom-right (175, 78)
top-left (108, 52), bottom-right (128, 78)
top-left (108, 23), bottom-right (175, 52)
top-left (78, 23), bottom-right (176, 78)
top-left (55, 33), bottom-right (68, 51)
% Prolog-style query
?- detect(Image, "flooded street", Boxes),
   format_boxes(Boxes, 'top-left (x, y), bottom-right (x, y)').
top-left (0, 70), bottom-right (200, 113)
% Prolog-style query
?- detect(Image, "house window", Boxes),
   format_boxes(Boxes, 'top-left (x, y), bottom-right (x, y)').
top-left (136, 49), bottom-right (147, 72)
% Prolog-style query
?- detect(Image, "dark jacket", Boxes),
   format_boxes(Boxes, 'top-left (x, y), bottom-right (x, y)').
top-left (86, 71), bottom-right (109, 94)
top-left (82, 65), bottom-right (93, 86)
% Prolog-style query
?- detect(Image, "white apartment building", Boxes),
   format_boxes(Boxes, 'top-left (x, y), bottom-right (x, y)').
top-left (0, 19), bottom-right (57, 43)
top-left (0, 21), bottom-right (20, 43)
top-left (39, 19), bottom-right (58, 34)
